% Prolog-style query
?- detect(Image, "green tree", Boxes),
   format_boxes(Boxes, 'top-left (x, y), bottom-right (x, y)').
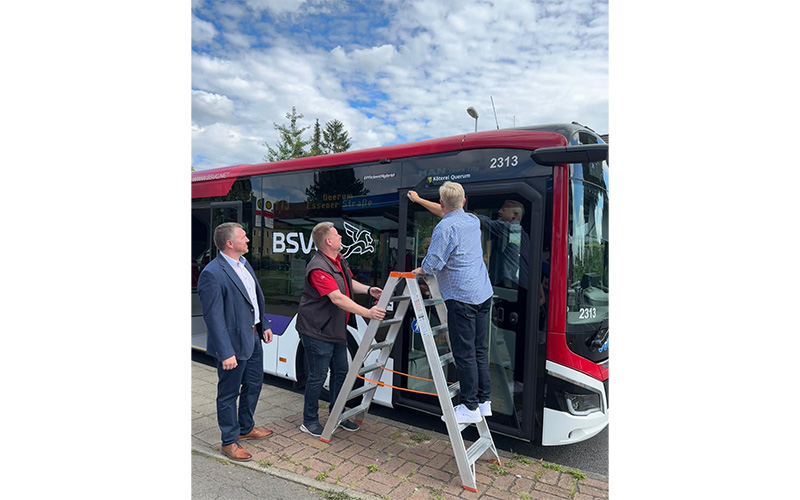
top-left (322, 119), bottom-right (352, 154)
top-left (263, 106), bottom-right (311, 162)
top-left (308, 119), bottom-right (324, 156)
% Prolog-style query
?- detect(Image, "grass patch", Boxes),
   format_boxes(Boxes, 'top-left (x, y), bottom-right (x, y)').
top-left (541, 461), bottom-right (562, 472)
top-left (512, 452), bottom-right (532, 465)
top-left (516, 494), bottom-right (532, 499)
top-left (367, 464), bottom-right (379, 473)
top-left (319, 491), bottom-right (352, 500)
top-left (409, 432), bottom-right (431, 443)
top-left (489, 462), bottom-right (509, 476)
top-left (316, 471), bottom-right (329, 481)
top-left (566, 469), bottom-right (587, 481)
top-left (257, 459), bottom-right (272, 468)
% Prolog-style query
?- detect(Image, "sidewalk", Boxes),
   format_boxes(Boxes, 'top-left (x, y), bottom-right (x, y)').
top-left (191, 361), bottom-right (609, 500)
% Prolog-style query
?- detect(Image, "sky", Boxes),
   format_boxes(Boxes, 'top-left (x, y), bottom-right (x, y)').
top-left (191, 0), bottom-right (608, 171)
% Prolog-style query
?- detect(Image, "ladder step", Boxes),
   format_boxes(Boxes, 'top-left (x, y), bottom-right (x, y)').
top-left (379, 317), bottom-right (403, 327)
top-left (389, 295), bottom-right (410, 302)
top-left (431, 324), bottom-right (448, 335)
top-left (359, 362), bottom-right (383, 375)
top-left (439, 352), bottom-right (454, 367)
top-left (423, 298), bottom-right (444, 307)
top-left (340, 403), bottom-right (369, 422)
top-left (346, 384), bottom-right (378, 400)
top-left (370, 340), bottom-right (394, 351)
top-left (465, 436), bottom-right (493, 465)
top-left (448, 381), bottom-right (460, 398)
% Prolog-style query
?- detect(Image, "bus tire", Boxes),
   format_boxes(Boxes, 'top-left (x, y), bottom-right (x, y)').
top-left (294, 345), bottom-right (308, 390)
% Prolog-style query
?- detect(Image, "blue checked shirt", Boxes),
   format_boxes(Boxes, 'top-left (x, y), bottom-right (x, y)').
top-left (421, 208), bottom-right (494, 304)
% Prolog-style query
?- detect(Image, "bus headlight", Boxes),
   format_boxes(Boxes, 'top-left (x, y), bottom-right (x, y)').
top-left (564, 392), bottom-right (601, 416)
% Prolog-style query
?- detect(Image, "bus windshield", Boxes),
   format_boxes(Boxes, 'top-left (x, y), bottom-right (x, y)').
top-left (567, 162), bottom-right (609, 330)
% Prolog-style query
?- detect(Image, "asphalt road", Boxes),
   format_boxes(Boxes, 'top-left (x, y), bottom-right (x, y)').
top-left (192, 350), bottom-right (608, 476)
top-left (192, 452), bottom-right (330, 500)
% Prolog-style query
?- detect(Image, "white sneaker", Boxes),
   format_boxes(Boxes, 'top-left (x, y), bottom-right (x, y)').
top-left (479, 401), bottom-right (492, 416)
top-left (441, 404), bottom-right (482, 424)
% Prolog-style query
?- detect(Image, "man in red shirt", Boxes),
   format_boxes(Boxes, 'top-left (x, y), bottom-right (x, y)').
top-left (296, 222), bottom-right (386, 437)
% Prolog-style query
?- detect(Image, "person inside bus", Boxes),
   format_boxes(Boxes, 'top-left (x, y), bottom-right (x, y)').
top-left (197, 222), bottom-right (275, 462)
top-left (296, 222), bottom-right (386, 437)
top-left (409, 182), bottom-right (494, 424)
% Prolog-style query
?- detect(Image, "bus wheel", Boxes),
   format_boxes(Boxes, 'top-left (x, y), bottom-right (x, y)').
top-left (293, 346), bottom-right (308, 390)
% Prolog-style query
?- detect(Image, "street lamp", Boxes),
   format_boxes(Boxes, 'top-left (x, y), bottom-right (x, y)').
top-left (466, 106), bottom-right (479, 132)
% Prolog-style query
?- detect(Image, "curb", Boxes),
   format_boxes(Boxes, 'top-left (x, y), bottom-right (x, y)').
top-left (192, 445), bottom-right (382, 500)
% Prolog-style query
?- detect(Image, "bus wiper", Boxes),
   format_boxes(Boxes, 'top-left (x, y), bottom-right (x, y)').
top-left (585, 321), bottom-right (609, 350)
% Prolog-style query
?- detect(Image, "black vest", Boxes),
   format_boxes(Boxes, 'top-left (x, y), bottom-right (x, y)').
top-left (296, 252), bottom-right (355, 344)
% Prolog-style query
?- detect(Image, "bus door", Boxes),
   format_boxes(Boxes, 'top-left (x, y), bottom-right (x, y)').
top-left (191, 201), bottom-right (242, 351)
top-left (396, 182), bottom-right (544, 441)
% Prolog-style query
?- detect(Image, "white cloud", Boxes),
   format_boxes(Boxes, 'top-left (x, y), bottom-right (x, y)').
top-left (191, 14), bottom-right (216, 46)
top-left (244, 0), bottom-right (308, 16)
top-left (192, 90), bottom-right (235, 124)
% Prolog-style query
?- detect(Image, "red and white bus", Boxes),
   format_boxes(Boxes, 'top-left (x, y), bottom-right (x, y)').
top-left (191, 123), bottom-right (608, 445)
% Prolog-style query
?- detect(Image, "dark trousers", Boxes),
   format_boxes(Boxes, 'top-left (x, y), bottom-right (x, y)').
top-left (216, 331), bottom-right (263, 446)
top-left (446, 298), bottom-right (492, 411)
top-left (300, 334), bottom-right (348, 426)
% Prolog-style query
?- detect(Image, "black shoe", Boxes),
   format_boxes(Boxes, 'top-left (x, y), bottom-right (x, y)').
top-left (338, 419), bottom-right (360, 432)
top-left (300, 422), bottom-right (324, 437)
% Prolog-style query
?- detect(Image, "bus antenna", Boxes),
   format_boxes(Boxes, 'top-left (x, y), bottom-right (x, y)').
top-left (490, 96), bottom-right (499, 130)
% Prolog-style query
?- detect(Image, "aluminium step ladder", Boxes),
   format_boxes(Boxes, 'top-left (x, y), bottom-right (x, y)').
top-left (319, 271), bottom-right (501, 492)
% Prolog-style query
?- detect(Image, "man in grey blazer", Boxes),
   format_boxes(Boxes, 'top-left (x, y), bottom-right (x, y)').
top-left (198, 222), bottom-right (274, 461)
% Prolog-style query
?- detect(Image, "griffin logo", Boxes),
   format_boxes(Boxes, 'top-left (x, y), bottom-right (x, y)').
top-left (340, 221), bottom-right (374, 259)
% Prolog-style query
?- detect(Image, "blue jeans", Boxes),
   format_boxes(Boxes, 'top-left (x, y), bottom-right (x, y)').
top-left (446, 298), bottom-right (492, 411)
top-left (300, 334), bottom-right (349, 426)
top-left (216, 331), bottom-right (263, 446)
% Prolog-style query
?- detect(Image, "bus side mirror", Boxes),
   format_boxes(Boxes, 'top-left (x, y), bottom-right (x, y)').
top-left (531, 144), bottom-right (608, 166)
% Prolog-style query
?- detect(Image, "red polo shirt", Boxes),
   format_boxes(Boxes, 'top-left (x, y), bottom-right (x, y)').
top-left (310, 253), bottom-right (353, 323)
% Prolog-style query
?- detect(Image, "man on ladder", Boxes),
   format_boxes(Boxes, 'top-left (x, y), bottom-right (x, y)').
top-left (410, 181), bottom-right (494, 423)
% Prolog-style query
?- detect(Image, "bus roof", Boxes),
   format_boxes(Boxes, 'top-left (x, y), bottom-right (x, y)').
top-left (192, 128), bottom-right (568, 199)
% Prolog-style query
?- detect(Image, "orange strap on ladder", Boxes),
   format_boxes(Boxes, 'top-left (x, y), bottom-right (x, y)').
top-left (356, 366), bottom-right (454, 397)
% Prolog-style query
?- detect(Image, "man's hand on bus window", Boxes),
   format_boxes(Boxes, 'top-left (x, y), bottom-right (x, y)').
top-left (367, 306), bottom-right (387, 321)
top-left (408, 190), bottom-right (444, 218)
top-left (263, 328), bottom-right (274, 344)
top-left (222, 355), bottom-right (238, 370)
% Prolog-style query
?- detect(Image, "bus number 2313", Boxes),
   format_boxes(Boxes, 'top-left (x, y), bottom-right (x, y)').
top-left (490, 155), bottom-right (518, 168)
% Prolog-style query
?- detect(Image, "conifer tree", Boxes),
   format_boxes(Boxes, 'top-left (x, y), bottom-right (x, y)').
top-left (322, 119), bottom-right (352, 154)
top-left (308, 119), bottom-right (323, 156)
top-left (263, 106), bottom-right (311, 162)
